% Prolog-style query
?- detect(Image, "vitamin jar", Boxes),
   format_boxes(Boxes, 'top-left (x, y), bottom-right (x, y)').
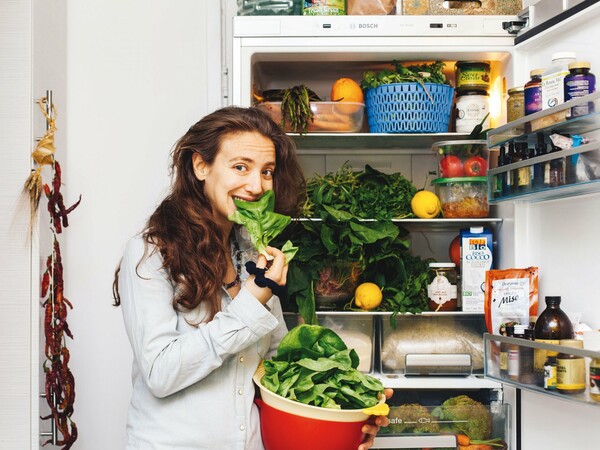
top-left (524, 68), bottom-right (544, 115)
top-left (455, 61), bottom-right (491, 91)
top-left (427, 262), bottom-right (458, 311)
top-left (506, 86), bottom-right (525, 123)
top-left (590, 357), bottom-right (600, 402)
top-left (455, 90), bottom-right (490, 134)
top-left (556, 339), bottom-right (586, 395)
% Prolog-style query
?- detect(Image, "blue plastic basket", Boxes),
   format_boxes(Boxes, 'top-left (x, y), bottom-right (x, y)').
top-left (365, 82), bottom-right (455, 133)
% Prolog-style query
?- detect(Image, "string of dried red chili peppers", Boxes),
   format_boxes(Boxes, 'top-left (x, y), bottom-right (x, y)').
top-left (28, 97), bottom-right (81, 449)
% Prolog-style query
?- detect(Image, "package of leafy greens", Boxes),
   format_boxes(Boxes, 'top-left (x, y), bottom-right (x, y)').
top-left (260, 324), bottom-right (384, 410)
top-left (228, 190), bottom-right (297, 263)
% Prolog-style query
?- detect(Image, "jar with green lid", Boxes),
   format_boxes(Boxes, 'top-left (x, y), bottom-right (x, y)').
top-left (427, 262), bottom-right (458, 311)
top-left (556, 339), bottom-right (586, 395)
top-left (507, 86), bottom-right (525, 123)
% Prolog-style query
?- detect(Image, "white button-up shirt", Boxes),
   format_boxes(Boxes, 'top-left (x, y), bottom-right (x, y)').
top-left (119, 228), bottom-right (287, 449)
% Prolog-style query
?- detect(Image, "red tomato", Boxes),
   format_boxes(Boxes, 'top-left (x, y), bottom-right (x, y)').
top-left (449, 235), bottom-right (461, 267)
top-left (440, 155), bottom-right (464, 178)
top-left (464, 156), bottom-right (488, 176)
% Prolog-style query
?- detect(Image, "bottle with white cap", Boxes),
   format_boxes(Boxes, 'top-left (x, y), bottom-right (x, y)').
top-left (541, 52), bottom-right (577, 110)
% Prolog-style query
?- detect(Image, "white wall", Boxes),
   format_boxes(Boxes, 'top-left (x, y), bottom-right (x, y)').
top-left (62, 1), bottom-right (220, 448)
top-left (0, 1), bottom-right (34, 448)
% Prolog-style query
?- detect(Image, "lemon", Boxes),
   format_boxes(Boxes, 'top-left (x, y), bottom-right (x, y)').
top-left (354, 282), bottom-right (383, 311)
top-left (410, 190), bottom-right (442, 219)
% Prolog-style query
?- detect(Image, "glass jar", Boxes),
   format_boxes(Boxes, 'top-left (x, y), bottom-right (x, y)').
top-left (556, 339), bottom-right (586, 395)
top-left (590, 357), bottom-right (600, 402)
top-left (455, 90), bottom-right (490, 134)
top-left (427, 262), bottom-right (458, 311)
top-left (506, 86), bottom-right (525, 123)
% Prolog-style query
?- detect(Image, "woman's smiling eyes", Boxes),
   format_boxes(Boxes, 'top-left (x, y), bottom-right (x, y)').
top-left (232, 163), bottom-right (274, 178)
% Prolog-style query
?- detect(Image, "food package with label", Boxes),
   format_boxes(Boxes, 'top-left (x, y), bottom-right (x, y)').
top-left (347, 0), bottom-right (397, 15)
top-left (400, 0), bottom-right (521, 15)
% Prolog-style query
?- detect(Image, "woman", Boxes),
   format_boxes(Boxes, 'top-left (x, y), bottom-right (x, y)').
top-left (113, 106), bottom-right (388, 449)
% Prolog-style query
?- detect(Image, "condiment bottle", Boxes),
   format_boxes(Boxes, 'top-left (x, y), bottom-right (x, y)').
top-left (427, 263), bottom-right (458, 311)
top-left (533, 296), bottom-right (574, 385)
top-left (508, 324), bottom-right (524, 381)
top-left (544, 352), bottom-right (558, 391)
top-left (494, 145), bottom-right (506, 199)
top-left (516, 142), bottom-right (531, 192)
top-left (565, 61), bottom-right (596, 118)
top-left (525, 68), bottom-right (544, 115)
top-left (500, 324), bottom-right (514, 378)
top-left (520, 327), bottom-right (538, 384)
top-left (590, 356), bottom-right (600, 402)
top-left (532, 133), bottom-right (548, 189)
top-left (507, 86), bottom-right (525, 122)
top-left (556, 339), bottom-right (586, 395)
top-left (542, 52), bottom-right (576, 110)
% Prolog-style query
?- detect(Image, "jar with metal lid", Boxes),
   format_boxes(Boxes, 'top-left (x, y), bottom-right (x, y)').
top-left (455, 90), bottom-right (490, 134)
top-left (455, 61), bottom-right (491, 92)
top-left (506, 86), bottom-right (525, 123)
top-left (427, 262), bottom-right (458, 311)
top-left (556, 339), bottom-right (586, 395)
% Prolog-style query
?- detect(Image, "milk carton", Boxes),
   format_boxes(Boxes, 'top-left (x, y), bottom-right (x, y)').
top-left (460, 227), bottom-right (493, 312)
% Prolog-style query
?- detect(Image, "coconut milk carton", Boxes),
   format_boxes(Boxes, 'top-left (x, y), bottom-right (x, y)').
top-left (460, 227), bottom-right (493, 312)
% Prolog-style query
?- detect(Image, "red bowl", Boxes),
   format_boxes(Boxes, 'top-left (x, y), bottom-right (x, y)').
top-left (253, 365), bottom-right (379, 450)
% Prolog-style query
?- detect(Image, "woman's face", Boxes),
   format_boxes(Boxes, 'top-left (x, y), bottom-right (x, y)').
top-left (192, 131), bottom-right (276, 229)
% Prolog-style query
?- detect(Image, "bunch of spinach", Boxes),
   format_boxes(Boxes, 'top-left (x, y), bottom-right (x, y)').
top-left (228, 190), bottom-right (298, 262)
top-left (274, 164), bottom-right (430, 324)
top-left (261, 324), bottom-right (384, 409)
top-left (361, 61), bottom-right (450, 91)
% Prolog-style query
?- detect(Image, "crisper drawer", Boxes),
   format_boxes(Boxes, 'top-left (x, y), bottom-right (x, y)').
top-left (374, 389), bottom-right (509, 450)
top-left (379, 314), bottom-right (486, 376)
top-left (282, 312), bottom-right (375, 373)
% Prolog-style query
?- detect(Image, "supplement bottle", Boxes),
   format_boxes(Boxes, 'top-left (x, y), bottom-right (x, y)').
top-left (500, 324), bottom-right (514, 378)
top-left (556, 339), bottom-right (586, 395)
top-left (427, 263), bottom-right (458, 311)
top-left (508, 324), bottom-right (525, 381)
top-left (525, 68), bottom-right (544, 115)
top-left (565, 61), bottom-right (596, 118)
top-left (590, 357), bottom-right (600, 402)
top-left (533, 296), bottom-right (574, 384)
top-left (544, 353), bottom-right (557, 391)
top-left (542, 52), bottom-right (576, 110)
top-left (455, 90), bottom-right (490, 134)
top-left (507, 86), bottom-right (525, 122)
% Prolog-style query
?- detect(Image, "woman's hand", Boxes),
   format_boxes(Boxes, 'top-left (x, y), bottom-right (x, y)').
top-left (358, 388), bottom-right (393, 450)
top-left (245, 246), bottom-right (288, 304)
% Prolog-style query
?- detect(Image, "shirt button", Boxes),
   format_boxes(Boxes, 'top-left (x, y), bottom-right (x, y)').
top-left (239, 425), bottom-right (245, 431)
top-left (239, 356), bottom-right (244, 363)
top-left (238, 389), bottom-right (244, 395)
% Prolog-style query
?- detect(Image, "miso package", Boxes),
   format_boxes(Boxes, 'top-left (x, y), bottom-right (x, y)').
top-left (484, 267), bottom-right (539, 335)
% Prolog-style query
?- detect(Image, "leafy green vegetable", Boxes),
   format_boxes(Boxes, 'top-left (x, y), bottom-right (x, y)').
top-left (273, 164), bottom-right (429, 324)
top-left (431, 395), bottom-right (493, 441)
top-left (261, 324), bottom-right (384, 409)
top-left (228, 190), bottom-right (297, 262)
top-left (361, 61), bottom-right (450, 91)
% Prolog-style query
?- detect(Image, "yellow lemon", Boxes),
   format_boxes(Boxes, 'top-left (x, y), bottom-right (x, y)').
top-left (354, 282), bottom-right (383, 311)
top-left (410, 190), bottom-right (442, 219)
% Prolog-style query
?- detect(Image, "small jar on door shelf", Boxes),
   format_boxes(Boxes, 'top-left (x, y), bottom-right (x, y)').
top-left (427, 262), bottom-right (458, 311)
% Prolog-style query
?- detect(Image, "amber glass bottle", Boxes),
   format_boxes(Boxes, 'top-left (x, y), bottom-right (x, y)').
top-left (533, 296), bottom-right (574, 385)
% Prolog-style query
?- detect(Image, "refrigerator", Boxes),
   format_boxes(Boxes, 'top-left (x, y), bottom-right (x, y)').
top-left (229, 2), bottom-right (600, 449)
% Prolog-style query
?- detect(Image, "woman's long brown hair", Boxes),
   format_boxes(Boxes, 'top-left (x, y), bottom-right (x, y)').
top-left (113, 106), bottom-right (305, 322)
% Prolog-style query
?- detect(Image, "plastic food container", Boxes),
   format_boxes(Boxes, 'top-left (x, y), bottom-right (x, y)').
top-left (432, 140), bottom-right (489, 178)
top-left (257, 101), bottom-right (365, 133)
top-left (253, 365), bottom-right (382, 450)
top-left (431, 177), bottom-right (489, 218)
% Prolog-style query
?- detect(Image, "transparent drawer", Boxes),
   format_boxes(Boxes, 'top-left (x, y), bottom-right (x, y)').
top-left (376, 391), bottom-right (510, 450)
top-left (379, 314), bottom-right (486, 376)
